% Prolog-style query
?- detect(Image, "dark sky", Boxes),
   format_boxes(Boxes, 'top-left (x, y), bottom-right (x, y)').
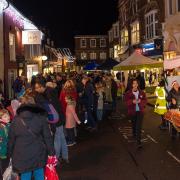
top-left (13, 0), bottom-right (118, 49)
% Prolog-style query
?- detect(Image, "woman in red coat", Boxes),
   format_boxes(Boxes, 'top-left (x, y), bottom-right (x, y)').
top-left (124, 79), bottom-right (147, 148)
top-left (59, 80), bottom-right (78, 116)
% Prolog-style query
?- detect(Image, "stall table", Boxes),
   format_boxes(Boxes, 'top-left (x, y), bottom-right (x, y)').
top-left (164, 110), bottom-right (180, 132)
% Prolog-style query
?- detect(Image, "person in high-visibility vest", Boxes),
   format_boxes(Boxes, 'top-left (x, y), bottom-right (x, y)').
top-left (154, 80), bottom-right (168, 130)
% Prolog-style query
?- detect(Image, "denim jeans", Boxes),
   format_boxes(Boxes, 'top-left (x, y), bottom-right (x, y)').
top-left (97, 109), bottom-right (103, 121)
top-left (21, 168), bottom-right (44, 180)
top-left (54, 126), bottom-right (68, 160)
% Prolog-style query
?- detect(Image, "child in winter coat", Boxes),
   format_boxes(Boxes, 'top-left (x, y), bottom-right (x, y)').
top-left (0, 109), bottom-right (10, 177)
top-left (65, 96), bottom-right (81, 146)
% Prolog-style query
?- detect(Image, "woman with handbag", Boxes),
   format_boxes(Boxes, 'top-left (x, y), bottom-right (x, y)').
top-left (8, 95), bottom-right (55, 180)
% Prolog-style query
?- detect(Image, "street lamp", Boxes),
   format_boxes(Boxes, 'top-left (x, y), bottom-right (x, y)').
top-left (42, 55), bottom-right (48, 61)
top-left (41, 55), bottom-right (48, 74)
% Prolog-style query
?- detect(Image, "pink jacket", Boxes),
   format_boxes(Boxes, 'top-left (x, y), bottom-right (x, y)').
top-left (65, 104), bottom-right (80, 129)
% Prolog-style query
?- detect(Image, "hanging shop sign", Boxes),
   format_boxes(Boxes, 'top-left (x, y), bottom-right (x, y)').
top-left (22, 30), bottom-right (42, 45)
top-left (142, 39), bottom-right (163, 57)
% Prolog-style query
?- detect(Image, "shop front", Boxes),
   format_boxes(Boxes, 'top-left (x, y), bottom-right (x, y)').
top-left (27, 64), bottom-right (39, 82)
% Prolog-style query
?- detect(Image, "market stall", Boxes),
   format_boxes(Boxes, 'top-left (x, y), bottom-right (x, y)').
top-left (113, 52), bottom-right (163, 89)
top-left (98, 58), bottom-right (119, 70)
top-left (164, 58), bottom-right (180, 70)
top-left (83, 61), bottom-right (99, 71)
top-left (164, 110), bottom-right (180, 132)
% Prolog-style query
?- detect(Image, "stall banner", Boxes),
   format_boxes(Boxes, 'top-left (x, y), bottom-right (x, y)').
top-left (22, 30), bottom-right (42, 45)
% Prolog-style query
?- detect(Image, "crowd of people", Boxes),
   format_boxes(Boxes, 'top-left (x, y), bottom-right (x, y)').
top-left (0, 71), bottom-right (119, 179)
top-left (0, 70), bottom-right (179, 179)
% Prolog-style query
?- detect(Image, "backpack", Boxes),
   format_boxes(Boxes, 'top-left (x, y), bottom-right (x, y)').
top-left (43, 103), bottom-right (59, 124)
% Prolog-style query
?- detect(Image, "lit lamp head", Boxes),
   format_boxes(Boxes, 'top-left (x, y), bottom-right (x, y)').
top-left (42, 55), bottom-right (48, 61)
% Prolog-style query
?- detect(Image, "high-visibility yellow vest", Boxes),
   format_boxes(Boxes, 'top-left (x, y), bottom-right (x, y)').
top-left (154, 86), bottom-right (167, 115)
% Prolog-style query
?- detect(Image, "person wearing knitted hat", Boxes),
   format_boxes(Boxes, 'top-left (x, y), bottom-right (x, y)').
top-left (0, 109), bottom-right (10, 178)
top-left (167, 81), bottom-right (180, 139)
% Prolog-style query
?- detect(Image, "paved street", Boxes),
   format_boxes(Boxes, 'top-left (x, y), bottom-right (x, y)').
top-left (60, 100), bottom-right (180, 180)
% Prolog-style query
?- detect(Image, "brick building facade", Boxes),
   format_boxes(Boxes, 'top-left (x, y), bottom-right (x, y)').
top-left (118, 0), bottom-right (165, 60)
top-left (3, 6), bottom-right (24, 98)
top-left (108, 21), bottom-right (120, 61)
top-left (74, 35), bottom-right (108, 69)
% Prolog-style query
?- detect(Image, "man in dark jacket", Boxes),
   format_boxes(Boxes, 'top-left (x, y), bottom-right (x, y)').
top-left (34, 80), bottom-right (68, 162)
top-left (82, 77), bottom-right (96, 130)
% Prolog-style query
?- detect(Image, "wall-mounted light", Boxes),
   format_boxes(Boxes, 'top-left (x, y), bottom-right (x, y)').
top-left (42, 55), bottom-right (48, 61)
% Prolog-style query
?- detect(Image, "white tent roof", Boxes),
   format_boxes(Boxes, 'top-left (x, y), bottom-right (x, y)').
top-left (113, 52), bottom-right (163, 71)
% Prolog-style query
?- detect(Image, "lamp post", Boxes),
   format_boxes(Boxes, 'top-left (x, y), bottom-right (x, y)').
top-left (42, 55), bottom-right (48, 73)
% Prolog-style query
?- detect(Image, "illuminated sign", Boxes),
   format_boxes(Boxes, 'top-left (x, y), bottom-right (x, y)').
top-left (22, 30), bottom-right (42, 45)
top-left (142, 43), bottom-right (155, 52)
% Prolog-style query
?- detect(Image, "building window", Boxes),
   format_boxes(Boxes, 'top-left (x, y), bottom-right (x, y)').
top-left (177, 0), bottom-right (180, 12)
top-left (100, 39), bottom-right (106, 47)
top-left (114, 45), bottom-right (120, 58)
top-left (145, 10), bottom-right (158, 40)
top-left (114, 24), bottom-right (119, 38)
top-left (90, 52), bottom-right (97, 60)
top-left (81, 52), bottom-right (87, 60)
top-left (100, 52), bottom-right (107, 60)
top-left (90, 39), bottom-right (96, 48)
top-left (169, 0), bottom-right (173, 15)
top-left (109, 31), bottom-right (113, 42)
top-left (9, 33), bottom-right (16, 61)
top-left (80, 39), bottom-right (86, 48)
top-left (109, 48), bottom-right (114, 58)
top-left (132, 0), bottom-right (138, 15)
top-left (131, 21), bottom-right (140, 45)
top-left (121, 29), bottom-right (129, 47)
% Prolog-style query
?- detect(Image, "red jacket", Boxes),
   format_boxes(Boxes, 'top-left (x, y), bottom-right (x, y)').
top-left (59, 90), bottom-right (78, 115)
top-left (124, 89), bottom-right (147, 116)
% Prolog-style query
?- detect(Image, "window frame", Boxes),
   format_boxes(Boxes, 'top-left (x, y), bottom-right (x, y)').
top-left (131, 21), bottom-right (140, 45)
top-left (80, 39), bottom-right (87, 48)
top-left (9, 33), bottom-right (16, 61)
top-left (90, 52), bottom-right (97, 60)
top-left (176, 0), bottom-right (180, 12)
top-left (145, 10), bottom-right (158, 40)
top-left (100, 38), bottom-right (107, 48)
top-left (100, 52), bottom-right (107, 60)
top-left (120, 28), bottom-right (129, 47)
top-left (80, 52), bottom-right (87, 60)
top-left (90, 39), bottom-right (96, 48)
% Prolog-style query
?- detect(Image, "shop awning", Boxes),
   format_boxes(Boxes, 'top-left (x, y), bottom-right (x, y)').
top-left (113, 52), bottom-right (163, 71)
top-left (164, 58), bottom-right (180, 70)
top-left (98, 58), bottom-right (119, 70)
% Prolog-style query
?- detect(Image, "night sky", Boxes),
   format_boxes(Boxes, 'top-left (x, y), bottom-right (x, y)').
top-left (13, 0), bottom-right (118, 50)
